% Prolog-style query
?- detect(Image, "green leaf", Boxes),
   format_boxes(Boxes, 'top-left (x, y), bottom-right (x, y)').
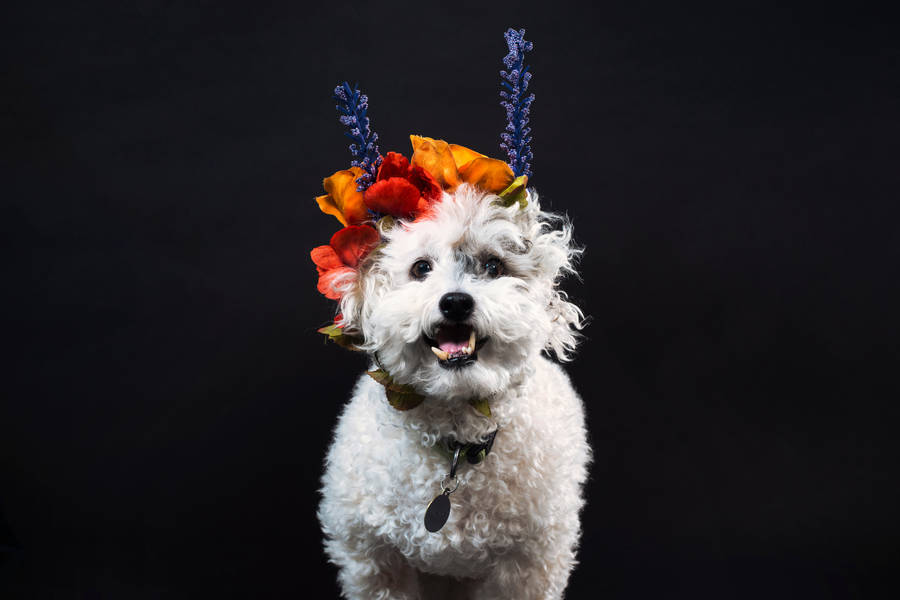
top-left (333, 333), bottom-right (364, 351)
top-left (318, 323), bottom-right (363, 351)
top-left (317, 323), bottom-right (343, 337)
top-left (495, 175), bottom-right (528, 209)
top-left (367, 369), bottom-right (425, 411)
top-left (366, 368), bottom-right (391, 387)
top-left (385, 388), bottom-right (426, 411)
top-left (468, 397), bottom-right (492, 417)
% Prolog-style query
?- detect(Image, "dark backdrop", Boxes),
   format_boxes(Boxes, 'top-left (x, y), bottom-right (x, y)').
top-left (2, 1), bottom-right (898, 598)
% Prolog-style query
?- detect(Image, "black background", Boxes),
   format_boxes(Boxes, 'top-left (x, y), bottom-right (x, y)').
top-left (2, 1), bottom-right (899, 597)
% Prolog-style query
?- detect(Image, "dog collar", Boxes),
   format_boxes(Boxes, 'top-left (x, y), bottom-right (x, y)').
top-left (424, 429), bottom-right (499, 533)
top-left (433, 429), bottom-right (499, 466)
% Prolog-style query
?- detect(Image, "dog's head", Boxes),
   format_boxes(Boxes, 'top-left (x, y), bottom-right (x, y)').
top-left (334, 185), bottom-right (583, 400)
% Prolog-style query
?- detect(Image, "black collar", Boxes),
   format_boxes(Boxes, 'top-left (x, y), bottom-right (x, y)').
top-left (435, 429), bottom-right (498, 466)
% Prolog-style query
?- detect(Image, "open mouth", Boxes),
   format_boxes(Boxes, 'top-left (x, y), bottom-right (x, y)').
top-left (424, 323), bottom-right (487, 369)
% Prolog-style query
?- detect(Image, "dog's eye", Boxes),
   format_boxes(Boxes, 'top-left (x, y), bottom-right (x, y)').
top-left (410, 259), bottom-right (432, 280)
top-left (483, 257), bottom-right (505, 278)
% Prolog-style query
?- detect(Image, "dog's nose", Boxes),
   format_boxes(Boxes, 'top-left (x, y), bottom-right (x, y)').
top-left (439, 292), bottom-right (474, 322)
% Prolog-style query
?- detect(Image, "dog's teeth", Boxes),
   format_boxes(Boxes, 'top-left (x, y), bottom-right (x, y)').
top-left (431, 347), bottom-right (450, 360)
top-left (468, 330), bottom-right (477, 351)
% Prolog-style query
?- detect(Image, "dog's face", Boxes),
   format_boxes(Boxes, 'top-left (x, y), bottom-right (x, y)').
top-left (339, 185), bottom-right (582, 401)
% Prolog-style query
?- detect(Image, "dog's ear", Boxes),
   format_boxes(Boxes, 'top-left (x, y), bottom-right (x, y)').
top-left (336, 272), bottom-right (365, 338)
top-left (518, 192), bottom-right (585, 360)
top-left (335, 250), bottom-right (388, 346)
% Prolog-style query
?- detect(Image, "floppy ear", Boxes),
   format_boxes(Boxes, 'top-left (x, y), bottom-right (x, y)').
top-left (334, 248), bottom-right (390, 348)
top-left (518, 191), bottom-right (585, 360)
top-left (335, 270), bottom-right (365, 337)
top-left (312, 269), bottom-right (364, 350)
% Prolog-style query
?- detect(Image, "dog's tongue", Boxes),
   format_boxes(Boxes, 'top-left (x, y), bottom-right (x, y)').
top-left (436, 324), bottom-right (471, 353)
top-left (439, 340), bottom-right (468, 353)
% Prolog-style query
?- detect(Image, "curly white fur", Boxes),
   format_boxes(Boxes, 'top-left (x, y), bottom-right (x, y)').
top-left (318, 186), bottom-right (591, 599)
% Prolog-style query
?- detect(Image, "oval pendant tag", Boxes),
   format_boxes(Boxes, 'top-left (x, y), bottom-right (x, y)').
top-left (424, 492), bottom-right (451, 532)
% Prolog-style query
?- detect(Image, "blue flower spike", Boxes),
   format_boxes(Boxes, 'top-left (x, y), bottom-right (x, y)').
top-left (499, 28), bottom-right (535, 179)
top-left (333, 82), bottom-right (383, 191)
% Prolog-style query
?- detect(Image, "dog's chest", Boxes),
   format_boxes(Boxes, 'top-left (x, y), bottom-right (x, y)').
top-left (368, 437), bottom-right (549, 576)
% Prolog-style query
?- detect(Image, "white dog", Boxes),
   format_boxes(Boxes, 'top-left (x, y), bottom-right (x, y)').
top-left (318, 183), bottom-right (591, 599)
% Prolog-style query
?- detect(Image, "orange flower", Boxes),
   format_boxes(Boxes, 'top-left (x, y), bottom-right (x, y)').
top-left (410, 136), bottom-right (461, 190)
top-left (311, 225), bottom-right (379, 299)
top-left (315, 167), bottom-right (370, 226)
top-left (410, 135), bottom-right (515, 195)
top-left (448, 143), bottom-right (485, 167)
top-left (458, 157), bottom-right (515, 194)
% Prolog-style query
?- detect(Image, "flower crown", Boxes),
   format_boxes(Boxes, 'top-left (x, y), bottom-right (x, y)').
top-left (312, 28), bottom-right (535, 346)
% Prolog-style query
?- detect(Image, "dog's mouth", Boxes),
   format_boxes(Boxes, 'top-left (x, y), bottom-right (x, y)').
top-left (424, 323), bottom-right (487, 369)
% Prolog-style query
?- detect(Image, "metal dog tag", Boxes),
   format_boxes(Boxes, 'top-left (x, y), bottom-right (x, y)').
top-left (424, 491), bottom-right (451, 532)
top-left (425, 445), bottom-right (461, 533)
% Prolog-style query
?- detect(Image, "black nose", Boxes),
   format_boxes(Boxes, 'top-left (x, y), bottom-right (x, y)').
top-left (439, 292), bottom-right (474, 322)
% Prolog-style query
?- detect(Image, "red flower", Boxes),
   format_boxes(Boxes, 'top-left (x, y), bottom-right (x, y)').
top-left (364, 152), bottom-right (441, 218)
top-left (310, 225), bottom-right (379, 299)
top-left (365, 178), bottom-right (420, 215)
top-left (377, 151), bottom-right (413, 180)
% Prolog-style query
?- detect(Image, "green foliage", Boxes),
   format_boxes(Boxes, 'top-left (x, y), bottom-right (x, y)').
top-left (318, 323), bottom-right (363, 351)
top-left (367, 369), bottom-right (426, 410)
top-left (496, 175), bottom-right (528, 208)
top-left (468, 397), bottom-right (492, 417)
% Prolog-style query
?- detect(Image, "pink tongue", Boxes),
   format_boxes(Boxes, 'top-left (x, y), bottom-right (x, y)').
top-left (439, 340), bottom-right (468, 353)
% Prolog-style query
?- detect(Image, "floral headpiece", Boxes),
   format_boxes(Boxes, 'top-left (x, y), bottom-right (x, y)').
top-left (312, 29), bottom-right (535, 358)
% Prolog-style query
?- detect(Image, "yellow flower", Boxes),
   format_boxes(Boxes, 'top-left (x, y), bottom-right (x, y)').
top-left (315, 167), bottom-right (369, 226)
